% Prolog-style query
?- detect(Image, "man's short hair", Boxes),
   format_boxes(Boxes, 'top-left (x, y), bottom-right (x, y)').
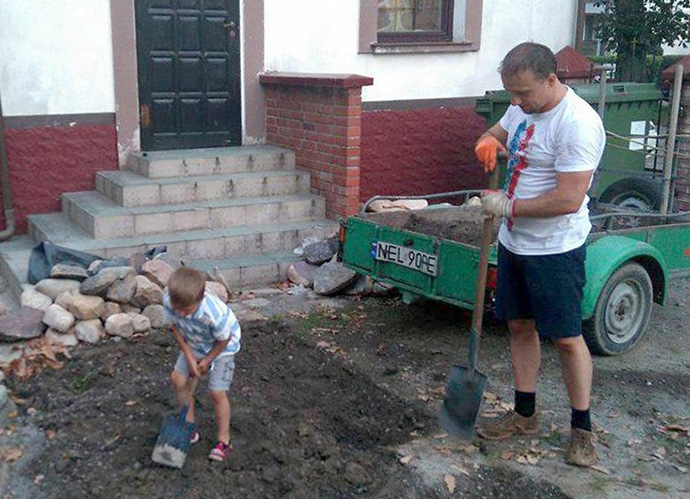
top-left (168, 267), bottom-right (206, 310)
top-left (499, 42), bottom-right (557, 80)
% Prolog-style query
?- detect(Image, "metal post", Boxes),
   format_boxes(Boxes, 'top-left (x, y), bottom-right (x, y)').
top-left (661, 64), bottom-right (683, 215)
top-left (597, 67), bottom-right (607, 120)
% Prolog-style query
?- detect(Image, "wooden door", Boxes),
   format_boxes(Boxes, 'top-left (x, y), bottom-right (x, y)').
top-left (136, 0), bottom-right (241, 150)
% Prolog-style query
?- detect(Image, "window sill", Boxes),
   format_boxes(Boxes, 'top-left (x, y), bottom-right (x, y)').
top-left (368, 41), bottom-right (478, 55)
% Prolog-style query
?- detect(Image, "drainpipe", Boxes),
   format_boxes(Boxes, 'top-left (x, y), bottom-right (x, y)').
top-left (0, 88), bottom-right (16, 241)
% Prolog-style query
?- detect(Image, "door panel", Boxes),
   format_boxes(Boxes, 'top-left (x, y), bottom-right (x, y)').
top-left (136, 0), bottom-right (241, 150)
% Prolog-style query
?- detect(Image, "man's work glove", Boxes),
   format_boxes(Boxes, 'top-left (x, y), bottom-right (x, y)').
top-left (481, 190), bottom-right (516, 218)
top-left (474, 136), bottom-right (507, 173)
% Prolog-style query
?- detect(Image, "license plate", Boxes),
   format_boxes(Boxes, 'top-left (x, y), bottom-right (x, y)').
top-left (371, 241), bottom-right (438, 276)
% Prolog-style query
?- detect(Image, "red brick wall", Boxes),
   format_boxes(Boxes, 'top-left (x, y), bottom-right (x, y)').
top-left (360, 106), bottom-right (487, 201)
top-left (263, 83), bottom-right (363, 218)
top-left (0, 123), bottom-right (118, 233)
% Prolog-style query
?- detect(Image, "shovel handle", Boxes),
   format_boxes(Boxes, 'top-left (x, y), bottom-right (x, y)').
top-left (468, 169), bottom-right (499, 370)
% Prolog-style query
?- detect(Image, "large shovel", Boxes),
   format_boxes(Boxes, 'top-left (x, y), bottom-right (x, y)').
top-left (439, 169), bottom-right (498, 440)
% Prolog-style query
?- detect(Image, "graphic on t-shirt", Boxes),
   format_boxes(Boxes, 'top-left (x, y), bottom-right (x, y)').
top-left (504, 120), bottom-right (535, 229)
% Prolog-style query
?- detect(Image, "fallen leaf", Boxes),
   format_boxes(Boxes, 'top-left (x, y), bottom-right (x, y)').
top-left (451, 464), bottom-right (470, 476)
top-left (434, 446), bottom-right (453, 456)
top-left (315, 341), bottom-right (331, 349)
top-left (2, 447), bottom-right (23, 462)
top-left (45, 430), bottom-right (57, 440)
top-left (500, 451), bottom-right (514, 460)
top-left (672, 464), bottom-right (688, 473)
top-left (653, 447), bottom-right (667, 460)
top-left (607, 410), bottom-right (621, 418)
top-left (26, 407), bottom-right (36, 416)
top-left (33, 474), bottom-right (45, 485)
top-left (444, 474), bottom-right (456, 494)
top-left (590, 465), bottom-right (611, 474)
top-left (399, 454), bottom-right (414, 465)
top-left (516, 455), bottom-right (528, 464)
top-left (125, 400), bottom-right (138, 407)
top-left (526, 455), bottom-right (539, 465)
top-left (627, 439), bottom-right (642, 446)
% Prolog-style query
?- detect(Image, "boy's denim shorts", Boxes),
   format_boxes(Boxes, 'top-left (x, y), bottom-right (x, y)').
top-left (174, 351), bottom-right (235, 392)
top-left (495, 243), bottom-right (586, 339)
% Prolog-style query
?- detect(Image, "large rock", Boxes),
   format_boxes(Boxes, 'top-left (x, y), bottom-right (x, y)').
top-left (142, 259), bottom-right (175, 288)
top-left (20, 289), bottom-right (53, 312)
top-left (42, 304), bottom-right (75, 333)
top-left (142, 305), bottom-right (167, 330)
top-left (106, 275), bottom-right (137, 304)
top-left (55, 290), bottom-right (80, 309)
top-left (206, 281), bottom-right (228, 302)
top-left (0, 307), bottom-right (46, 342)
top-left (50, 264), bottom-right (89, 282)
top-left (80, 266), bottom-right (136, 296)
top-left (128, 313), bottom-right (151, 334)
top-left (131, 276), bottom-right (163, 308)
top-left (45, 328), bottom-right (79, 347)
top-left (287, 261), bottom-right (319, 288)
top-left (63, 294), bottom-right (106, 321)
top-left (303, 237), bottom-right (338, 265)
top-left (101, 302), bottom-right (122, 320)
top-left (35, 279), bottom-right (81, 301)
top-left (75, 320), bottom-right (104, 344)
top-left (105, 313), bottom-right (134, 338)
top-left (313, 262), bottom-right (358, 296)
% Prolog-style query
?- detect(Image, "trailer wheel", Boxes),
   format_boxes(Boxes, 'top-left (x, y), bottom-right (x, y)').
top-left (583, 262), bottom-right (653, 356)
top-left (599, 178), bottom-right (662, 211)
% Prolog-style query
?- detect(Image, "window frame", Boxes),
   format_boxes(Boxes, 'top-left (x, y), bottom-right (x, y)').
top-left (359, 0), bottom-right (483, 54)
top-left (377, 0), bottom-right (455, 44)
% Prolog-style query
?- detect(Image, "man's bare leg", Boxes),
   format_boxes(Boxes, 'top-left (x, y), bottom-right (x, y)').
top-left (555, 335), bottom-right (592, 410)
top-left (508, 319), bottom-right (541, 392)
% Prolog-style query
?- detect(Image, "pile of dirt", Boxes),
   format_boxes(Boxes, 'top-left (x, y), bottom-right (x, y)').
top-left (400, 206), bottom-right (501, 247)
top-left (3, 307), bottom-right (567, 498)
top-left (6, 321), bottom-right (437, 498)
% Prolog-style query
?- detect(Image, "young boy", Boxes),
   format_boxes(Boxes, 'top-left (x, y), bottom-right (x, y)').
top-left (163, 267), bottom-right (241, 462)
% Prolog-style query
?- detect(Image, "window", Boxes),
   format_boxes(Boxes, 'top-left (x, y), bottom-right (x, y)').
top-left (359, 0), bottom-right (483, 54)
top-left (377, 0), bottom-right (454, 43)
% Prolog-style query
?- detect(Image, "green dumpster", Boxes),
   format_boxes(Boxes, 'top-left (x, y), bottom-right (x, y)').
top-left (475, 83), bottom-right (664, 209)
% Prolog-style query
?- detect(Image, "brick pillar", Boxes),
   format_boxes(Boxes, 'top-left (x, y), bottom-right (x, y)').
top-left (259, 73), bottom-right (373, 219)
top-left (675, 80), bottom-right (690, 211)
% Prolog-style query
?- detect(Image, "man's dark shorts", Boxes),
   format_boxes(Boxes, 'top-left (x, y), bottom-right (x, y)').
top-left (495, 243), bottom-right (586, 339)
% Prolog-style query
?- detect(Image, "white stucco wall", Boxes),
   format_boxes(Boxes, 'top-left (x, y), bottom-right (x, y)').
top-left (264, 0), bottom-right (579, 102)
top-left (0, 0), bottom-right (114, 116)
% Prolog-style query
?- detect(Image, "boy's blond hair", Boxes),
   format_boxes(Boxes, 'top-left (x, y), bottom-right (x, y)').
top-left (168, 267), bottom-right (206, 310)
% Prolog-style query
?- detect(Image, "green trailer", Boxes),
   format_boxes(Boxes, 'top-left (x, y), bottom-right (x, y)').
top-left (341, 195), bottom-right (690, 356)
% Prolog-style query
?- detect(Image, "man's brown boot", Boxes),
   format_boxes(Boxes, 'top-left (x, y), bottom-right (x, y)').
top-left (566, 428), bottom-right (599, 467)
top-left (477, 410), bottom-right (540, 440)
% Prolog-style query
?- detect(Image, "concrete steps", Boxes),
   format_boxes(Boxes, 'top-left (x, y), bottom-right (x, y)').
top-left (126, 145), bottom-right (295, 179)
top-left (62, 191), bottom-right (326, 239)
top-left (0, 145), bottom-right (335, 297)
top-left (95, 169), bottom-right (311, 208)
top-left (29, 212), bottom-right (334, 261)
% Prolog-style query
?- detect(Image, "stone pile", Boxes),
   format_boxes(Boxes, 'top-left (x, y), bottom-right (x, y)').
top-left (0, 256), bottom-right (228, 348)
top-left (286, 235), bottom-right (392, 297)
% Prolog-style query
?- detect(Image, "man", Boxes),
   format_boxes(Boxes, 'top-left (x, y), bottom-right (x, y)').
top-left (474, 42), bottom-right (605, 467)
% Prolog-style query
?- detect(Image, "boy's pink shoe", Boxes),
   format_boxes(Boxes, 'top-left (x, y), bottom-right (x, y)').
top-left (208, 441), bottom-right (232, 461)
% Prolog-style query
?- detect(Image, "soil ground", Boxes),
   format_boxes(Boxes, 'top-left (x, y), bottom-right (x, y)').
top-left (0, 276), bottom-right (689, 498)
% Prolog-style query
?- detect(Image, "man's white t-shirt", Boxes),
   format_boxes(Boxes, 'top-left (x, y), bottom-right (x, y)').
top-left (498, 87), bottom-right (606, 255)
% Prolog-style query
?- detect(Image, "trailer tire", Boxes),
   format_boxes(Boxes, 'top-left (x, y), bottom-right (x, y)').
top-left (583, 262), bottom-right (653, 356)
top-left (599, 178), bottom-right (662, 211)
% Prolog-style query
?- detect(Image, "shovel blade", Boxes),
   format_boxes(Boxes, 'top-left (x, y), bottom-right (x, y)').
top-left (151, 409), bottom-right (196, 469)
top-left (438, 364), bottom-right (487, 441)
